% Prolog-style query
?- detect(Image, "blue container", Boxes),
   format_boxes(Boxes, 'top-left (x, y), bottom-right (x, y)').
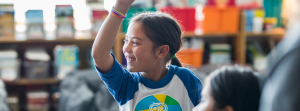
top-left (245, 10), bottom-right (254, 32)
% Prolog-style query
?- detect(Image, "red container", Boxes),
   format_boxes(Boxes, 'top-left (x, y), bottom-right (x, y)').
top-left (161, 7), bottom-right (196, 32)
top-left (92, 11), bottom-right (108, 36)
top-left (207, 0), bottom-right (235, 6)
top-left (176, 49), bottom-right (203, 68)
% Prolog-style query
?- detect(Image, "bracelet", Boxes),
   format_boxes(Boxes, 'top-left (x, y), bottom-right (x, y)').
top-left (112, 9), bottom-right (126, 18)
top-left (111, 7), bottom-right (126, 20)
top-left (111, 12), bottom-right (123, 20)
top-left (112, 7), bottom-right (125, 16)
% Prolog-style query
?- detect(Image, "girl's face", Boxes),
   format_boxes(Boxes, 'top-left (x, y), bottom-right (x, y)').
top-left (193, 84), bottom-right (216, 111)
top-left (123, 22), bottom-right (158, 72)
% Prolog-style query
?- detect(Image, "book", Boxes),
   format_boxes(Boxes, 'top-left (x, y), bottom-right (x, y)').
top-left (24, 47), bottom-right (50, 79)
top-left (26, 10), bottom-right (44, 39)
top-left (0, 49), bottom-right (19, 81)
top-left (0, 5), bottom-right (14, 39)
top-left (210, 44), bottom-right (231, 65)
top-left (27, 91), bottom-right (48, 111)
top-left (54, 45), bottom-right (79, 80)
top-left (55, 5), bottom-right (74, 38)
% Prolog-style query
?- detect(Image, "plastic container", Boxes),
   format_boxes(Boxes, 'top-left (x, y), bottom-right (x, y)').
top-left (176, 48), bottom-right (203, 68)
top-left (161, 7), bottom-right (196, 32)
top-left (202, 7), bottom-right (220, 33)
top-left (202, 6), bottom-right (240, 33)
top-left (92, 11), bottom-right (108, 36)
top-left (207, 0), bottom-right (235, 6)
top-left (24, 61), bottom-right (49, 79)
top-left (263, 0), bottom-right (282, 27)
top-left (252, 17), bottom-right (263, 33)
top-left (245, 10), bottom-right (254, 32)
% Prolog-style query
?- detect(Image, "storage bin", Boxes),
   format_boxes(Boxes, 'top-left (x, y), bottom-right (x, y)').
top-left (161, 7), bottom-right (196, 32)
top-left (264, 0), bottom-right (282, 27)
top-left (202, 6), bottom-right (240, 33)
top-left (207, 0), bottom-right (235, 6)
top-left (176, 48), bottom-right (203, 68)
top-left (24, 61), bottom-right (49, 79)
top-left (92, 11), bottom-right (108, 36)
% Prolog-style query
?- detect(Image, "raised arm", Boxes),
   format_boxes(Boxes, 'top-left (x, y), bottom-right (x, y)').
top-left (92, 0), bottom-right (134, 73)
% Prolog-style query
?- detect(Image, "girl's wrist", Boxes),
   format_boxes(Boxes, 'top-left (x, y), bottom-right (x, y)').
top-left (114, 2), bottom-right (131, 15)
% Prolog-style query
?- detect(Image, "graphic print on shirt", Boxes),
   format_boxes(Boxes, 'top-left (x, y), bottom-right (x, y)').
top-left (134, 94), bottom-right (183, 111)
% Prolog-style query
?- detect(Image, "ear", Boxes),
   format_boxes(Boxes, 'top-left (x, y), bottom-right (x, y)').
top-left (156, 45), bottom-right (169, 59)
top-left (222, 105), bottom-right (234, 111)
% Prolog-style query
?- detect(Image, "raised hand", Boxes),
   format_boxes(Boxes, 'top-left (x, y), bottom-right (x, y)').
top-left (114, 0), bottom-right (135, 14)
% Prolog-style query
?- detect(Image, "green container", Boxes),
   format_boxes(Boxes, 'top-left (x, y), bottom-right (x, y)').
top-left (122, 7), bottom-right (156, 33)
top-left (263, 0), bottom-right (282, 27)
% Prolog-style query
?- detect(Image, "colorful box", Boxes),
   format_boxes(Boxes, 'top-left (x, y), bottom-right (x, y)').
top-left (0, 5), bottom-right (14, 39)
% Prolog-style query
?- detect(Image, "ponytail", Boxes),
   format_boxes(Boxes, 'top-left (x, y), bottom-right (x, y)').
top-left (170, 56), bottom-right (182, 67)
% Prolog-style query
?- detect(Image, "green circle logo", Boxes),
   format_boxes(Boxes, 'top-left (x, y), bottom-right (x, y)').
top-left (134, 94), bottom-right (183, 111)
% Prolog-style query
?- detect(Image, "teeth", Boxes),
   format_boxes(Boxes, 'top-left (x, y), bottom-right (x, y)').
top-left (126, 57), bottom-right (135, 61)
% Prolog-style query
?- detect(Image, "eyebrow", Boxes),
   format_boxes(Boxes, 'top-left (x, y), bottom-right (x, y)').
top-left (125, 35), bottom-right (143, 41)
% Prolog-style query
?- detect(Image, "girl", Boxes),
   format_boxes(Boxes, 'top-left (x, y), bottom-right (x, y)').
top-left (192, 66), bottom-right (261, 111)
top-left (92, 0), bottom-right (203, 110)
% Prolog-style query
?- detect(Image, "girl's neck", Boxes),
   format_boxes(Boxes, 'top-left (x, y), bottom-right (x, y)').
top-left (141, 65), bottom-right (169, 81)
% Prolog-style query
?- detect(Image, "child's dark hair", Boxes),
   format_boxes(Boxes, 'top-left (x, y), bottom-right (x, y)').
top-left (208, 66), bottom-right (261, 111)
top-left (130, 12), bottom-right (183, 67)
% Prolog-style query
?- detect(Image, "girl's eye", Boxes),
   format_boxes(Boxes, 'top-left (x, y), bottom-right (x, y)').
top-left (133, 42), bottom-right (138, 45)
top-left (124, 39), bottom-right (128, 43)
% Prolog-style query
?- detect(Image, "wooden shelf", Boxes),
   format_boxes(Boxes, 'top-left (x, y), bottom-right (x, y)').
top-left (4, 78), bottom-right (59, 85)
top-left (0, 37), bottom-right (95, 43)
top-left (183, 32), bottom-right (238, 37)
top-left (246, 32), bottom-right (285, 37)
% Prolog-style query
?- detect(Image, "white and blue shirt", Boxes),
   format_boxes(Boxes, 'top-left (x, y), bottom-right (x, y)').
top-left (96, 54), bottom-right (203, 111)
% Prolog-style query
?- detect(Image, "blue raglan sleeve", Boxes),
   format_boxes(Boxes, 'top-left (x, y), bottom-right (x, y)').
top-left (175, 67), bottom-right (203, 106)
top-left (95, 53), bottom-right (139, 105)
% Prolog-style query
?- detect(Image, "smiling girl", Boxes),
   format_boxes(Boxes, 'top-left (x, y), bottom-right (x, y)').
top-left (92, 0), bottom-right (203, 110)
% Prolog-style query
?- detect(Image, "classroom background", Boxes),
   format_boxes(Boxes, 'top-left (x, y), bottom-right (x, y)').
top-left (0, 0), bottom-right (296, 111)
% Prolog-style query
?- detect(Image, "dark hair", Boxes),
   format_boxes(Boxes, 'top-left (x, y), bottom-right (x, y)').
top-left (130, 12), bottom-right (182, 67)
top-left (209, 66), bottom-right (261, 111)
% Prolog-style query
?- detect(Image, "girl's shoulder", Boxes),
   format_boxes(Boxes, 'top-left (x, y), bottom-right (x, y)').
top-left (169, 65), bottom-right (199, 80)
top-left (169, 65), bottom-right (194, 74)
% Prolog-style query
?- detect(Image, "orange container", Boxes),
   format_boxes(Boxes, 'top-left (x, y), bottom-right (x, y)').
top-left (176, 49), bottom-right (203, 68)
top-left (220, 7), bottom-right (240, 33)
top-left (202, 6), bottom-right (240, 33)
top-left (202, 7), bottom-right (220, 33)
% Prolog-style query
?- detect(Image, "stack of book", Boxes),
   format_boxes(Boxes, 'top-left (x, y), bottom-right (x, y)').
top-left (27, 91), bottom-right (48, 111)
